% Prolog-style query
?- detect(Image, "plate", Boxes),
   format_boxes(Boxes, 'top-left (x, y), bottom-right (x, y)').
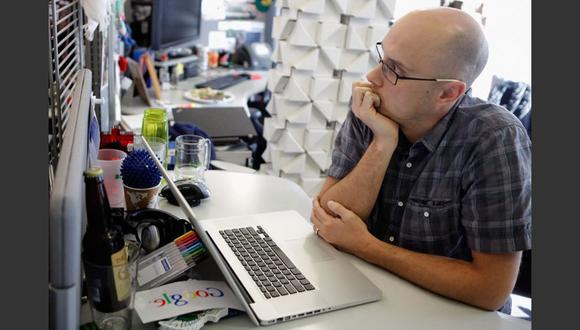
top-left (183, 88), bottom-right (234, 104)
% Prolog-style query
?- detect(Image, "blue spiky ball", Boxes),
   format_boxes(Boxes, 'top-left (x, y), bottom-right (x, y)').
top-left (120, 149), bottom-right (161, 188)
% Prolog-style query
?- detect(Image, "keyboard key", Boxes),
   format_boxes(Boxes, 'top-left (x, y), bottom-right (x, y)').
top-left (285, 284), bottom-right (297, 294)
top-left (295, 274), bottom-right (305, 280)
top-left (264, 292), bottom-right (271, 299)
top-left (266, 286), bottom-right (276, 292)
top-left (304, 284), bottom-right (315, 291)
top-left (271, 291), bottom-right (280, 298)
top-left (273, 282), bottom-right (282, 287)
top-left (299, 279), bottom-right (310, 285)
top-left (277, 287), bottom-right (289, 296)
top-left (291, 280), bottom-right (305, 292)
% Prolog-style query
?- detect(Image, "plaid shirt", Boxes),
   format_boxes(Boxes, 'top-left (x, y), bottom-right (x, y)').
top-left (328, 95), bottom-right (532, 261)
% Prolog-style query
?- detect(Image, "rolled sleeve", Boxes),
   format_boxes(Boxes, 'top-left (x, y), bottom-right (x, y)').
top-left (327, 111), bottom-right (372, 179)
top-left (461, 124), bottom-right (532, 253)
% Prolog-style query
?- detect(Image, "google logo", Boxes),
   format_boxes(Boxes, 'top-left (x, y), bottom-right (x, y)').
top-left (152, 287), bottom-right (224, 307)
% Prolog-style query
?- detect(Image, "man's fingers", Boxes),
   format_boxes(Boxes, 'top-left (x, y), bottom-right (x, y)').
top-left (361, 91), bottom-right (377, 111)
top-left (352, 81), bottom-right (373, 89)
top-left (327, 200), bottom-right (352, 219)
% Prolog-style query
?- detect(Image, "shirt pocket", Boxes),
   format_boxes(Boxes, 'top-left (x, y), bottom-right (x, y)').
top-left (399, 197), bottom-right (462, 256)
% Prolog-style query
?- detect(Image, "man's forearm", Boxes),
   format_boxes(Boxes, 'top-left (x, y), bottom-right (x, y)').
top-left (319, 139), bottom-right (395, 220)
top-left (357, 237), bottom-right (520, 311)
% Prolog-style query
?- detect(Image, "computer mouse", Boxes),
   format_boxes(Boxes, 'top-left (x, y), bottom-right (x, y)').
top-left (160, 179), bottom-right (210, 207)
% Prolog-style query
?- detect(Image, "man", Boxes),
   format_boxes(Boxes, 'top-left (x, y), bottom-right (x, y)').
top-left (311, 7), bottom-right (531, 313)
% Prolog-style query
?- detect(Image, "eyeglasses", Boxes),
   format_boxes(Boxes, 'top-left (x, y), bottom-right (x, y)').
top-left (375, 42), bottom-right (464, 86)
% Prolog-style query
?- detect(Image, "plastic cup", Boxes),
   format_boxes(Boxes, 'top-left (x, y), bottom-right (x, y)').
top-left (96, 149), bottom-right (128, 209)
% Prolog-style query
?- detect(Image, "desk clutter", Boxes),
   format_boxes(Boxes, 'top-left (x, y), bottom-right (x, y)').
top-left (82, 121), bottom-right (233, 329)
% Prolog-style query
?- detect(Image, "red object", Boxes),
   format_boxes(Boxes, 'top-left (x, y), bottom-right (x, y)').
top-left (100, 126), bottom-right (134, 152)
top-left (118, 56), bottom-right (128, 73)
top-left (249, 73), bottom-right (262, 80)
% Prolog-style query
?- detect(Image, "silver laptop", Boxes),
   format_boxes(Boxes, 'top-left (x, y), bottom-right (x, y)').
top-left (141, 138), bottom-right (382, 326)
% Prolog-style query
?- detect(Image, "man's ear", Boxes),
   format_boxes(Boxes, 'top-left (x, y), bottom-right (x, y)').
top-left (438, 81), bottom-right (466, 105)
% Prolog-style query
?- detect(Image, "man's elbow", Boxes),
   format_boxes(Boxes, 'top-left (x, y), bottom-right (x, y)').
top-left (470, 289), bottom-right (512, 311)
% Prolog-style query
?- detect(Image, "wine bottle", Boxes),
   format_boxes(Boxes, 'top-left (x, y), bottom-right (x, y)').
top-left (82, 167), bottom-right (131, 313)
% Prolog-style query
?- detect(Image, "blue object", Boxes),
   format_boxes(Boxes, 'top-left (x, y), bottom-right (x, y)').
top-left (121, 149), bottom-right (162, 188)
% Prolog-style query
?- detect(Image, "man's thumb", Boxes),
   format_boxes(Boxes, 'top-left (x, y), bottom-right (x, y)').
top-left (327, 200), bottom-right (346, 216)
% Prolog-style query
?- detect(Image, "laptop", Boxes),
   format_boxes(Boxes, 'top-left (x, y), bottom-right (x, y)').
top-left (172, 106), bottom-right (256, 144)
top-left (140, 138), bottom-right (382, 326)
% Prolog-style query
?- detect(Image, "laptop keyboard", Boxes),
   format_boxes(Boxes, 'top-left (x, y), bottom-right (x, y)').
top-left (219, 226), bottom-right (315, 299)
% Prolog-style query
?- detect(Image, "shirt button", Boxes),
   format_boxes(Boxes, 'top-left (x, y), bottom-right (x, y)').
top-left (406, 162), bottom-right (413, 168)
top-left (423, 211), bottom-right (430, 218)
top-left (397, 201), bottom-right (404, 207)
top-left (388, 236), bottom-right (395, 242)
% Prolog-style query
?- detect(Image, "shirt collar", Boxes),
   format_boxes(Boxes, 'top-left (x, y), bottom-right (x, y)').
top-left (418, 95), bottom-right (467, 152)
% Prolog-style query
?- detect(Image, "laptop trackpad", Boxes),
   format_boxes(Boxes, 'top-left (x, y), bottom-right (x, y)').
top-left (285, 237), bottom-right (336, 263)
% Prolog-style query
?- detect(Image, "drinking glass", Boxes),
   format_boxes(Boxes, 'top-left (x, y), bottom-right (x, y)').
top-left (174, 134), bottom-right (211, 183)
top-left (140, 108), bottom-right (168, 164)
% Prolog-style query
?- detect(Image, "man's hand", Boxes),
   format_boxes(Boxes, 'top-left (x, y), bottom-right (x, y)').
top-left (351, 81), bottom-right (399, 149)
top-left (311, 198), bottom-right (375, 256)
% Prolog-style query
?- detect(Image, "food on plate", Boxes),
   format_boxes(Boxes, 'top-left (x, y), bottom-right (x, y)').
top-left (189, 87), bottom-right (229, 101)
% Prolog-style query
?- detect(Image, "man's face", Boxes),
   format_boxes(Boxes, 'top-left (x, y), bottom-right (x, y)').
top-left (366, 28), bottom-right (440, 126)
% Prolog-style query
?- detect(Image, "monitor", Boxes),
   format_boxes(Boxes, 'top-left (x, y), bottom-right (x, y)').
top-left (150, 0), bottom-right (202, 50)
top-left (49, 69), bottom-right (100, 329)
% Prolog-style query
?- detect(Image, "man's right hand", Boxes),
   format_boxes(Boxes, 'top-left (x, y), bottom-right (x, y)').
top-left (352, 81), bottom-right (399, 149)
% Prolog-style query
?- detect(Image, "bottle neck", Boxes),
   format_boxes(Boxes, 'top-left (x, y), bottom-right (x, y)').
top-left (85, 176), bottom-right (113, 232)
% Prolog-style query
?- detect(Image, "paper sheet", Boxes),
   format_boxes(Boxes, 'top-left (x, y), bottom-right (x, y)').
top-left (134, 280), bottom-right (244, 324)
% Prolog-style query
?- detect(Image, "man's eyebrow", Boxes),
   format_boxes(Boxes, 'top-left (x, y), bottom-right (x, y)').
top-left (380, 44), bottom-right (411, 72)
top-left (389, 58), bottom-right (410, 72)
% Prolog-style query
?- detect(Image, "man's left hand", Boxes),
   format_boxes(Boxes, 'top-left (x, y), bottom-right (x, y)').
top-left (311, 198), bottom-right (374, 256)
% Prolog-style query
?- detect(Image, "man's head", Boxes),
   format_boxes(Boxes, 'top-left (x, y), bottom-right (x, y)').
top-left (366, 7), bottom-right (488, 136)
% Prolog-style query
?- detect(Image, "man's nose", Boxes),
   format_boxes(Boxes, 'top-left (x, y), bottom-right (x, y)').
top-left (366, 64), bottom-right (383, 87)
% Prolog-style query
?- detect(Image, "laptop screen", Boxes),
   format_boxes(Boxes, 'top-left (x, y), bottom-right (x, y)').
top-left (172, 106), bottom-right (257, 140)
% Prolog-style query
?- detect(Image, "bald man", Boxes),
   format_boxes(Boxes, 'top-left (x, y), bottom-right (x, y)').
top-left (311, 8), bottom-right (531, 313)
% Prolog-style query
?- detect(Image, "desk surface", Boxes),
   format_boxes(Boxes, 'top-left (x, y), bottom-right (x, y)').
top-left (141, 171), bottom-right (531, 330)
top-left (121, 70), bottom-right (268, 135)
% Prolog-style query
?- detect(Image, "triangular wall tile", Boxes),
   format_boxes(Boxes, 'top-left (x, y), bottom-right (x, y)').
top-left (309, 77), bottom-right (339, 102)
top-left (279, 130), bottom-right (305, 153)
top-left (286, 0), bottom-right (325, 14)
top-left (281, 153), bottom-right (307, 174)
top-left (288, 19), bottom-right (318, 47)
top-left (305, 128), bottom-right (334, 151)
top-left (272, 16), bottom-right (294, 40)
top-left (346, 0), bottom-right (377, 19)
top-left (317, 23), bottom-right (346, 48)
top-left (307, 150), bottom-right (330, 171)
top-left (312, 100), bottom-right (334, 121)
top-left (308, 105), bottom-right (330, 129)
top-left (319, 47), bottom-right (342, 69)
top-left (282, 76), bottom-right (311, 102)
top-left (377, 0), bottom-right (397, 20)
top-left (345, 24), bottom-right (368, 50)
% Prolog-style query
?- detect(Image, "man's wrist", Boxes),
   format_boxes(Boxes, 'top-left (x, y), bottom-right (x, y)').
top-left (370, 138), bottom-right (396, 154)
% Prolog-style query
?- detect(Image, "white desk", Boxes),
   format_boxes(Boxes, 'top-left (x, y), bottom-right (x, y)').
top-left (142, 171), bottom-right (531, 330)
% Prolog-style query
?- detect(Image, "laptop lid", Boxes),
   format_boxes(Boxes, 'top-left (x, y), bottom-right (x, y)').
top-left (172, 106), bottom-right (257, 140)
top-left (139, 136), bottom-right (261, 326)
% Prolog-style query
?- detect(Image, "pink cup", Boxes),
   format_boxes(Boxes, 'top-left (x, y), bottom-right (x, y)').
top-left (96, 149), bottom-right (128, 209)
